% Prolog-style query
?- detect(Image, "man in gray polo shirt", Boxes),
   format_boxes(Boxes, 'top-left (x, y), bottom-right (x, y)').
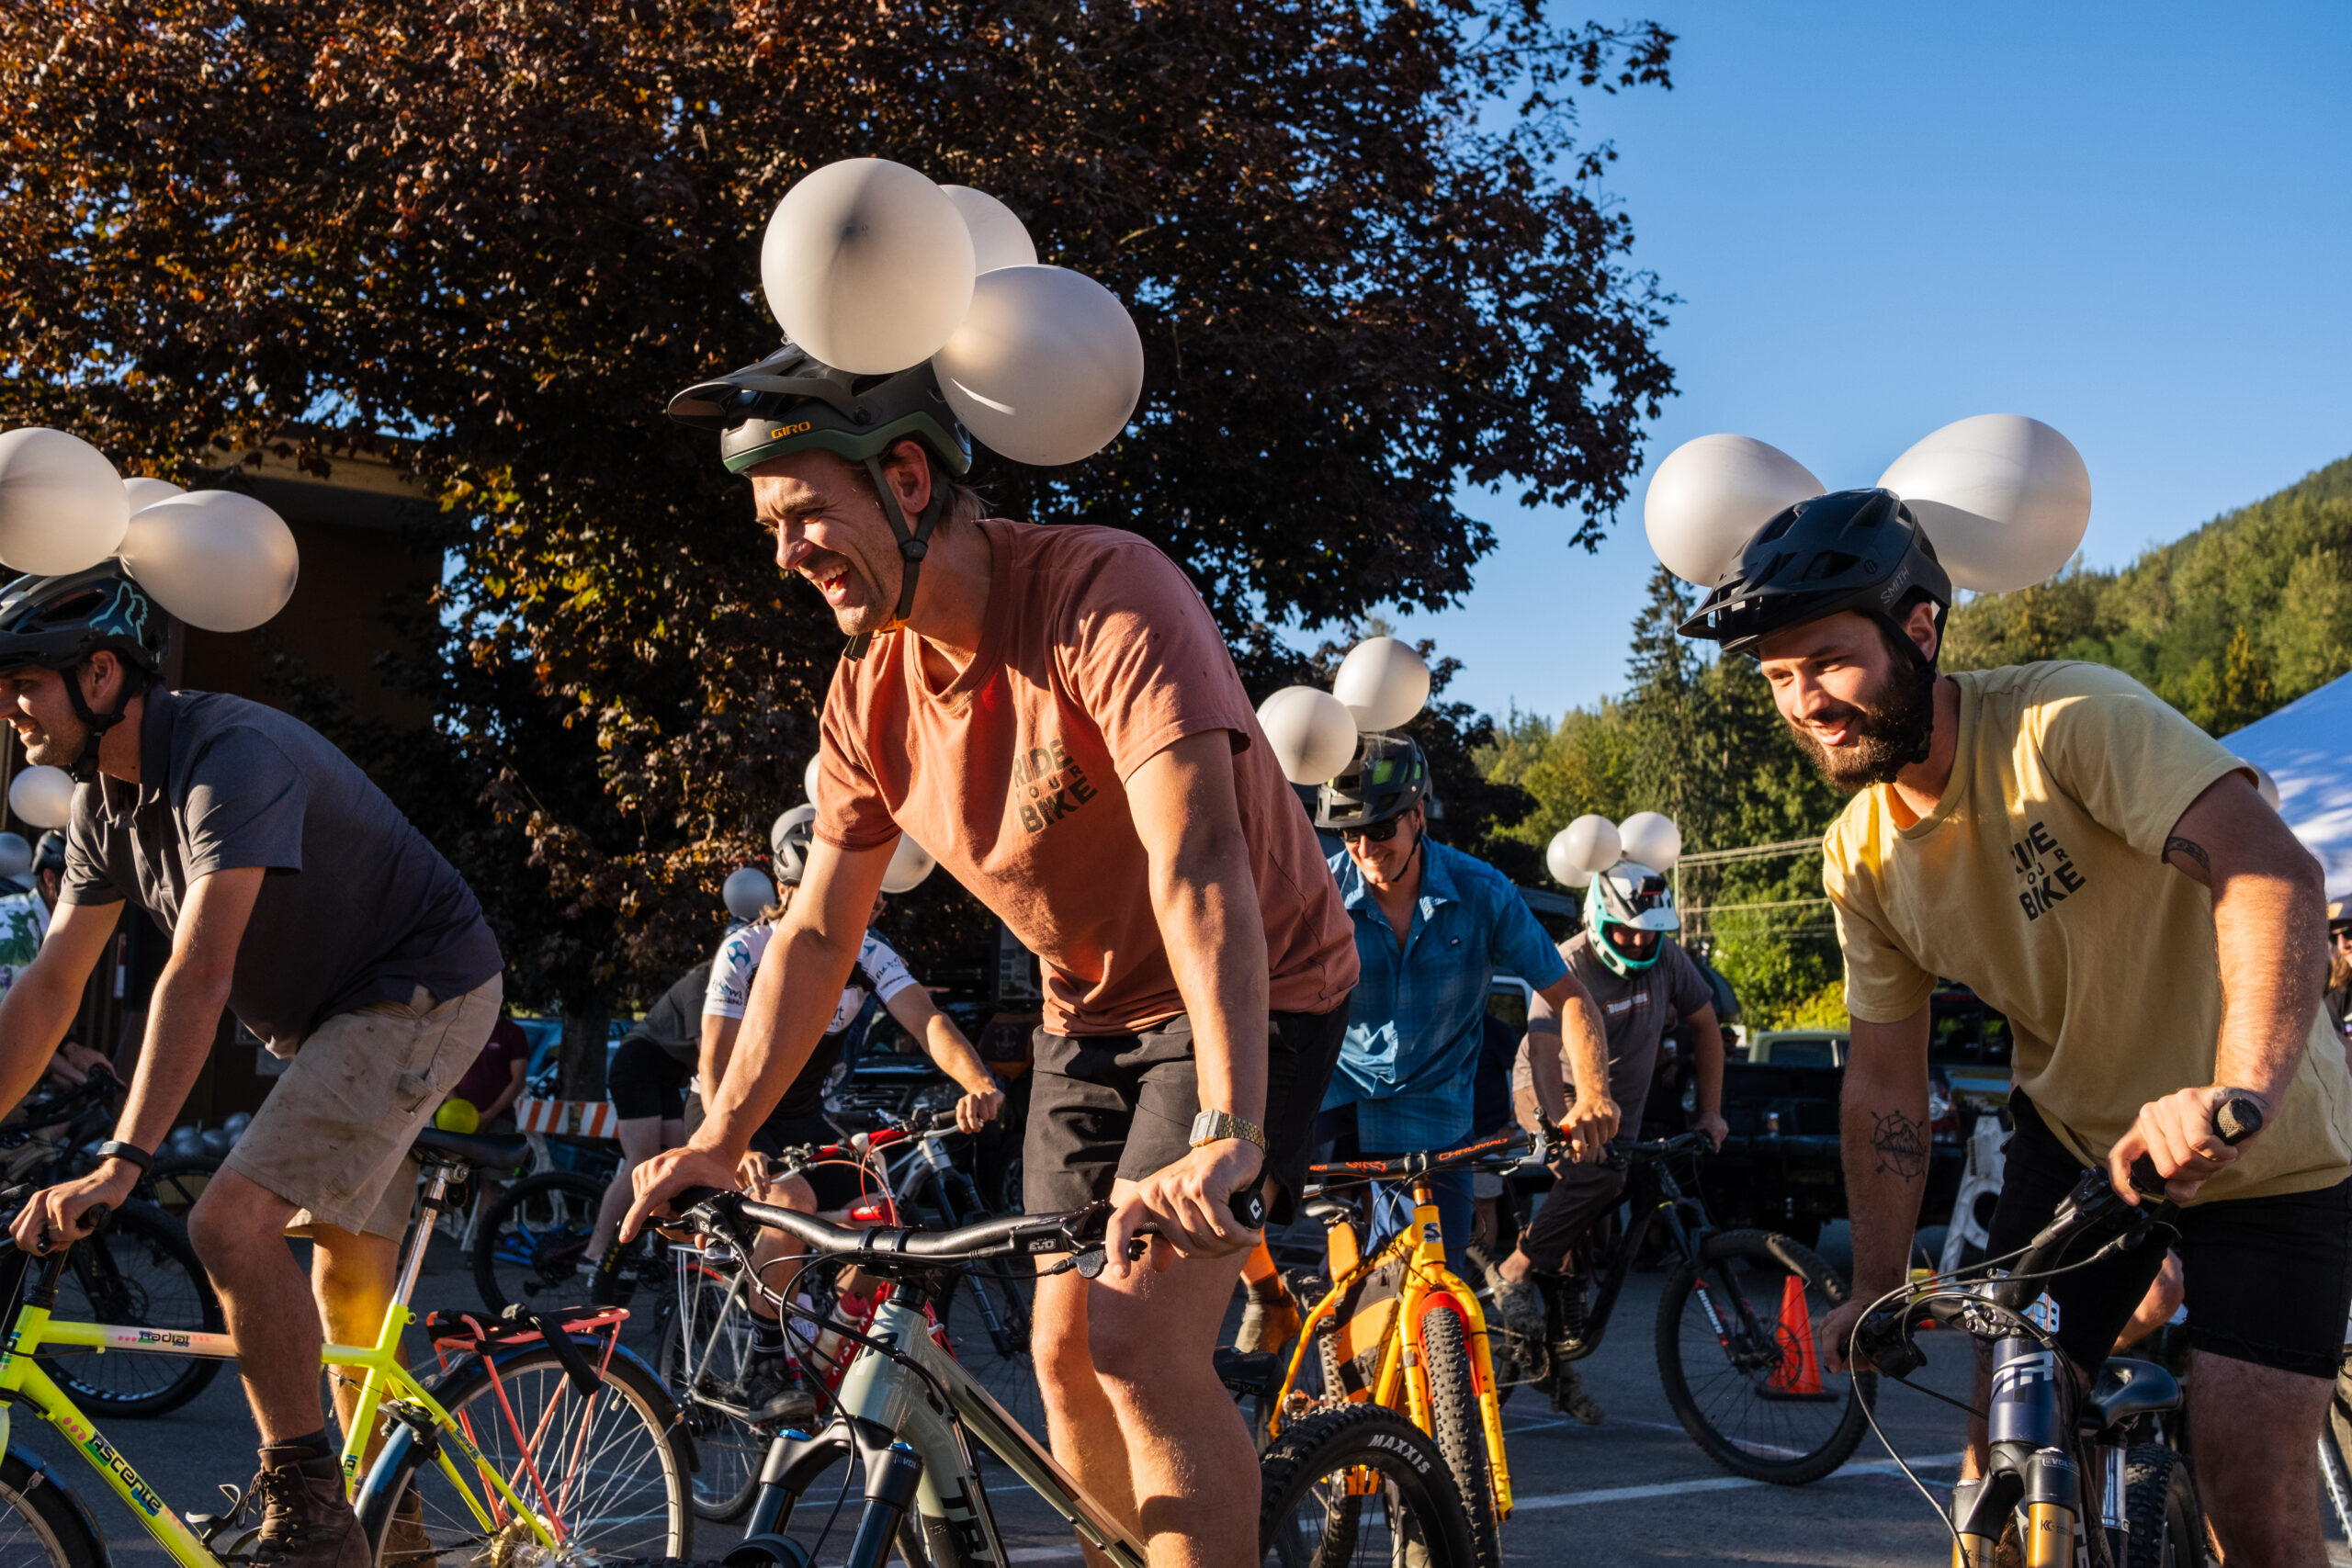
top-left (0, 566), bottom-right (502, 1568)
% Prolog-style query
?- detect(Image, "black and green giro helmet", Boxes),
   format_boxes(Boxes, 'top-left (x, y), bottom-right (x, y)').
top-left (665, 342), bottom-right (972, 479)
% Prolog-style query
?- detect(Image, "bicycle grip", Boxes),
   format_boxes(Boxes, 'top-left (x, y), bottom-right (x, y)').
top-left (2215, 1096), bottom-right (2264, 1145)
top-left (80, 1203), bottom-right (109, 1235)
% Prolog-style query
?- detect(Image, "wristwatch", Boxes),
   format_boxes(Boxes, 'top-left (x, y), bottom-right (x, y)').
top-left (95, 1141), bottom-right (153, 1177)
top-left (1188, 1109), bottom-right (1266, 1151)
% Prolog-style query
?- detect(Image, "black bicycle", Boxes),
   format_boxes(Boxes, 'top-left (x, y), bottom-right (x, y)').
top-left (1479, 1129), bottom-right (1875, 1484)
top-left (1850, 1106), bottom-right (2257, 1566)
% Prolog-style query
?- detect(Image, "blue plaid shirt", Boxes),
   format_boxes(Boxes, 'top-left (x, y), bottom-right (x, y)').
top-left (1323, 838), bottom-right (1568, 1151)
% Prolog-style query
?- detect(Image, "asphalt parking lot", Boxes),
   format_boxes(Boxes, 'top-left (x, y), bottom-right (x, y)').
top-left (18, 1248), bottom-right (2351, 1567)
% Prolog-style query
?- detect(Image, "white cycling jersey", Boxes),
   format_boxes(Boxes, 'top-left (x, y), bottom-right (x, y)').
top-left (703, 921), bottom-right (920, 1034)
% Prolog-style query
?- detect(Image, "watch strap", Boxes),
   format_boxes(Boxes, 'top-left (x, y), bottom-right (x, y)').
top-left (1189, 1109), bottom-right (1266, 1151)
top-left (95, 1140), bottom-right (153, 1177)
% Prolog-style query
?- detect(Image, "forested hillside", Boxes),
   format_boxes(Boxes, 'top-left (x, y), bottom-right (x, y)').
top-left (1478, 451), bottom-right (2352, 1027)
top-left (1943, 455), bottom-right (2352, 733)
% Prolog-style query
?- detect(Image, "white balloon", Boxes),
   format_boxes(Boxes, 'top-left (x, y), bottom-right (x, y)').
top-left (1256, 686), bottom-right (1360, 786)
top-left (1645, 434), bottom-right (1826, 588)
top-left (933, 265), bottom-right (1144, 467)
top-left (804, 756), bottom-right (825, 811)
top-left (0, 428), bottom-right (130, 575)
top-left (1877, 414), bottom-right (2091, 593)
top-left (1618, 810), bottom-right (1683, 873)
top-left (117, 490), bottom-right (298, 632)
top-left (1331, 637), bottom-right (1431, 733)
top-left (1545, 829), bottom-right (1595, 888)
top-left (123, 477), bottom-right (185, 513)
top-left (762, 158), bottom-right (976, 375)
top-left (0, 832), bottom-right (28, 882)
top-left (8, 765), bottom-right (74, 830)
top-left (940, 186), bottom-right (1038, 274)
top-left (881, 834), bottom-right (938, 895)
top-left (1556, 814), bottom-right (1622, 877)
top-left (722, 866), bottom-right (776, 921)
top-left (2241, 759), bottom-right (2282, 812)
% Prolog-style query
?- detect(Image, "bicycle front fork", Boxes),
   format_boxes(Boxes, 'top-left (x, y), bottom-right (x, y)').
top-left (1948, 1449), bottom-right (2081, 1568)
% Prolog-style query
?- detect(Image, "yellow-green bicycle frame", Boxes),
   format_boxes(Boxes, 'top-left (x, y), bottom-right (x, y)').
top-left (0, 1179), bottom-right (564, 1566)
top-left (1266, 1174), bottom-right (1515, 1521)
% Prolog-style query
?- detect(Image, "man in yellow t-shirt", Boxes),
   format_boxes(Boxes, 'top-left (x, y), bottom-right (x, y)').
top-left (1680, 487), bottom-right (2352, 1567)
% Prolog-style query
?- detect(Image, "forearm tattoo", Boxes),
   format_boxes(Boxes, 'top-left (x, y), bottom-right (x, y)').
top-left (1870, 1110), bottom-right (1928, 1181)
top-left (2164, 835), bottom-right (2211, 875)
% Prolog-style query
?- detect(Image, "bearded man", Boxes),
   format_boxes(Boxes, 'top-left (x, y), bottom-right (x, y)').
top-left (1680, 488), bottom-right (2352, 1567)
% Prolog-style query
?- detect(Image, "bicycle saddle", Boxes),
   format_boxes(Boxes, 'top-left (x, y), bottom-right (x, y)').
top-left (413, 1127), bottom-right (532, 1170)
top-left (2079, 1357), bottom-right (2180, 1436)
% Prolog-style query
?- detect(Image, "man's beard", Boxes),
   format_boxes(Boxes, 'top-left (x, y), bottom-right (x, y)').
top-left (1786, 654), bottom-right (1938, 792)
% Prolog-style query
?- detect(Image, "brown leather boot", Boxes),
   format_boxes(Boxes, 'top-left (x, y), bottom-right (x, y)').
top-left (248, 1445), bottom-right (368, 1568)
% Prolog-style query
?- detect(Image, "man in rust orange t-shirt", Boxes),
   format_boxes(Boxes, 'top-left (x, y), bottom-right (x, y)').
top-left (639, 345), bottom-right (1356, 1565)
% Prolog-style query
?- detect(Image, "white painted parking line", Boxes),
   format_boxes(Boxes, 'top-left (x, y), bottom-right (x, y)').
top-left (1512, 1451), bottom-right (1968, 1511)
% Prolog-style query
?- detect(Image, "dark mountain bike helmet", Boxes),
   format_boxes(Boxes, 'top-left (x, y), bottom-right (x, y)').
top-left (1679, 488), bottom-right (1951, 661)
top-left (669, 343), bottom-right (974, 660)
top-left (33, 831), bottom-right (65, 877)
top-left (1315, 735), bottom-right (1431, 833)
top-left (0, 567), bottom-right (170, 776)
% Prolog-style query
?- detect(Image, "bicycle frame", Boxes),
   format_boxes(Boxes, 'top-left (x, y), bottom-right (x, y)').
top-left (1546, 1148), bottom-right (1717, 1362)
top-left (1269, 1176), bottom-right (1514, 1518)
top-left (0, 1163), bottom-right (567, 1567)
top-left (734, 1290), bottom-right (1146, 1568)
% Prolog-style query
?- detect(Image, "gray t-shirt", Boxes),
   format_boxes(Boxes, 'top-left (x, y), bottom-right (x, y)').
top-left (1513, 932), bottom-right (1714, 1091)
top-left (625, 962), bottom-right (714, 1067)
top-left (62, 690), bottom-right (503, 1055)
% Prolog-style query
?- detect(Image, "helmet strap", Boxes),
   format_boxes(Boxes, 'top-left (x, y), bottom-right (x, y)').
top-left (843, 454), bottom-right (948, 663)
top-left (59, 660), bottom-right (131, 783)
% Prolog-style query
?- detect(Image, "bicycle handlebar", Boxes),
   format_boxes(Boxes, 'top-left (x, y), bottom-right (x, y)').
top-left (1854, 1095), bottom-right (2264, 1374)
top-left (673, 1182), bottom-right (1264, 1272)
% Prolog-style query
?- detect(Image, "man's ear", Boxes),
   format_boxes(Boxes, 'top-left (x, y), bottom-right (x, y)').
top-left (878, 439), bottom-right (934, 519)
top-left (78, 651), bottom-right (119, 708)
top-left (1904, 599), bottom-right (1942, 664)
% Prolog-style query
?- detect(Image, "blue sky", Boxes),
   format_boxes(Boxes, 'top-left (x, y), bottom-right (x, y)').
top-left (1370, 1), bottom-right (2352, 725)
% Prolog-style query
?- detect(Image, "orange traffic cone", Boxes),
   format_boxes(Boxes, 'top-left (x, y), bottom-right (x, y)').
top-left (1768, 1274), bottom-right (1825, 1396)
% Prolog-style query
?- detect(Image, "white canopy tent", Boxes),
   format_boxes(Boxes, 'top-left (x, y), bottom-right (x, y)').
top-left (2222, 669), bottom-right (2352, 899)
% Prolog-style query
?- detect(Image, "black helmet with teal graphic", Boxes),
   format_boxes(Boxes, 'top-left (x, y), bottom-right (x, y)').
top-left (0, 566), bottom-right (169, 775)
top-left (1315, 734), bottom-right (1431, 833)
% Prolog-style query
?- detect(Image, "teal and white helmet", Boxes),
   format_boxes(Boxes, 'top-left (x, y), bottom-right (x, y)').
top-left (1584, 860), bottom-right (1679, 976)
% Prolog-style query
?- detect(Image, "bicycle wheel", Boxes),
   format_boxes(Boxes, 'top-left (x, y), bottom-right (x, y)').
top-left (0, 1452), bottom-right (104, 1568)
top-left (1655, 1228), bottom-right (1872, 1484)
top-left (656, 1260), bottom-right (768, 1521)
top-left (2122, 1442), bottom-right (2207, 1568)
top-left (472, 1170), bottom-right (603, 1313)
top-left (141, 1155), bottom-right (217, 1222)
top-left (42, 1200), bottom-right (224, 1417)
top-left (936, 1258), bottom-right (1044, 1442)
top-left (359, 1343), bottom-right (692, 1566)
top-left (1418, 1305), bottom-right (1503, 1567)
top-left (1258, 1404), bottom-right (1476, 1567)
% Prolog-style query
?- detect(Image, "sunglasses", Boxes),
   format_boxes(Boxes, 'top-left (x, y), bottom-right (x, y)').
top-left (1340, 819), bottom-right (1403, 844)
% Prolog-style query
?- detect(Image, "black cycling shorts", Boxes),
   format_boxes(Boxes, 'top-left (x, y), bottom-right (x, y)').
top-left (1023, 1004), bottom-right (1349, 1224)
top-left (607, 1037), bottom-right (692, 1122)
top-left (1986, 1090), bottom-right (2352, 1380)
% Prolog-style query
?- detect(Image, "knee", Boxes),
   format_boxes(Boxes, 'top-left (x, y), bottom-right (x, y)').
top-left (187, 1184), bottom-right (275, 1272)
top-left (1086, 1299), bottom-right (1176, 1392)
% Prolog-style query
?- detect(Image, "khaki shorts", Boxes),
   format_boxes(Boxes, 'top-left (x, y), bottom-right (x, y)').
top-left (226, 975), bottom-right (503, 1240)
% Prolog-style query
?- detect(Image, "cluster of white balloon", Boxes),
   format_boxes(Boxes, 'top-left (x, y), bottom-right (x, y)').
top-left (1643, 412), bottom-right (2093, 598)
top-left (716, 759), bottom-right (944, 922)
top-left (1544, 812), bottom-right (1682, 890)
top-left (1255, 637), bottom-right (1435, 785)
top-left (0, 428), bottom-right (301, 835)
top-left (762, 159), bottom-right (1145, 468)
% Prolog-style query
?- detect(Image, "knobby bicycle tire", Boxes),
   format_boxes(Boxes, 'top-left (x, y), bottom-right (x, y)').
top-left (44, 1199), bottom-right (224, 1418)
top-left (2122, 1442), bottom-right (2208, 1568)
top-left (357, 1342), bottom-right (693, 1567)
top-left (1417, 1304), bottom-right (1504, 1568)
top-left (0, 1452), bottom-right (105, 1568)
top-left (1258, 1403), bottom-right (1477, 1568)
top-left (1655, 1228), bottom-right (1872, 1484)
